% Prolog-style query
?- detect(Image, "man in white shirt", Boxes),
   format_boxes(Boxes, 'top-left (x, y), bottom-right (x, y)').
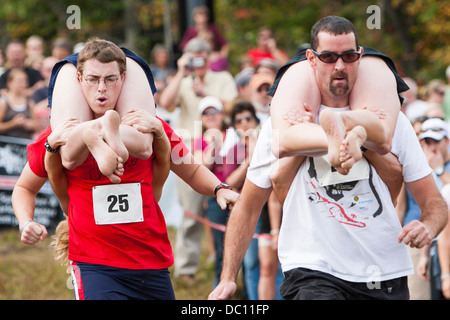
top-left (209, 16), bottom-right (447, 300)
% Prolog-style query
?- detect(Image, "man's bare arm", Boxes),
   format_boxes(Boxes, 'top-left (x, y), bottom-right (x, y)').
top-left (209, 179), bottom-right (272, 300)
top-left (398, 174), bottom-right (448, 248)
top-left (12, 164), bottom-right (49, 245)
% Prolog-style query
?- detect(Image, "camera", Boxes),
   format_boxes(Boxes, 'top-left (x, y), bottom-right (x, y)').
top-left (187, 56), bottom-right (206, 70)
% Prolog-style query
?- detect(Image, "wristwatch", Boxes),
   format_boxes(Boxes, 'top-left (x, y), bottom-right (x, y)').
top-left (435, 166), bottom-right (445, 176)
top-left (214, 182), bottom-right (232, 196)
top-left (45, 139), bottom-right (60, 153)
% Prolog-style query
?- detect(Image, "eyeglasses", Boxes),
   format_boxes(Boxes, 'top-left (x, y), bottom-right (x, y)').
top-left (202, 108), bottom-right (221, 116)
top-left (83, 75), bottom-right (120, 87)
top-left (235, 116), bottom-right (253, 124)
top-left (311, 48), bottom-right (362, 63)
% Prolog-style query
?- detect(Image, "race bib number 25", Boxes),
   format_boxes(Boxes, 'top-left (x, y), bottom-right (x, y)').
top-left (93, 183), bottom-right (143, 225)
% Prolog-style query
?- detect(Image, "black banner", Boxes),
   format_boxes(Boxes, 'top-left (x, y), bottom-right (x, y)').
top-left (0, 135), bottom-right (61, 228)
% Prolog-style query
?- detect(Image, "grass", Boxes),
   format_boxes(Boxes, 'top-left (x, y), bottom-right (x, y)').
top-left (0, 226), bottom-right (243, 300)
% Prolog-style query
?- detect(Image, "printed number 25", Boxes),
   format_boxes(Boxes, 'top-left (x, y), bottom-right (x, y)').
top-left (107, 194), bottom-right (129, 213)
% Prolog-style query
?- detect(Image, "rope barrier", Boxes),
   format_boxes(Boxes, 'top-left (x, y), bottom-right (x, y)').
top-left (183, 210), bottom-right (272, 240)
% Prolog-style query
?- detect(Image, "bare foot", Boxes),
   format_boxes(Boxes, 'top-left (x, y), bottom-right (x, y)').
top-left (319, 109), bottom-right (347, 174)
top-left (82, 128), bottom-right (124, 184)
top-left (339, 125), bottom-right (367, 171)
top-left (101, 110), bottom-right (129, 164)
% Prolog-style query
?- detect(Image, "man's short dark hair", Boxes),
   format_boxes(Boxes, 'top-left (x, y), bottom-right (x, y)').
top-left (310, 16), bottom-right (359, 50)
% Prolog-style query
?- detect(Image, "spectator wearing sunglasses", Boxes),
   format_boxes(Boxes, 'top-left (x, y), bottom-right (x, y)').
top-left (417, 118), bottom-right (450, 300)
top-left (396, 116), bottom-right (449, 299)
top-left (193, 96), bottom-right (230, 288)
top-left (222, 101), bottom-right (261, 299)
top-left (249, 73), bottom-right (275, 125)
top-left (419, 118), bottom-right (450, 184)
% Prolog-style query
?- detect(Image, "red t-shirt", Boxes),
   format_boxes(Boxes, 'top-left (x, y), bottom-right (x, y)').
top-left (246, 48), bottom-right (288, 67)
top-left (27, 118), bottom-right (189, 270)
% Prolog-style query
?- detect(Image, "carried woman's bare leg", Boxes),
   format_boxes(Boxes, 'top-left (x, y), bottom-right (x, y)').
top-left (271, 57), bottom-right (400, 174)
top-left (50, 58), bottom-right (157, 181)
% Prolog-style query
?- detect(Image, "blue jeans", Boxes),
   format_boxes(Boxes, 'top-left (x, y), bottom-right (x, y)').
top-left (206, 197), bottom-right (229, 287)
top-left (242, 218), bottom-right (261, 300)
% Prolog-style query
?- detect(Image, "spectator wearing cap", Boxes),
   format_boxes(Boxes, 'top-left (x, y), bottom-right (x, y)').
top-left (193, 95), bottom-right (230, 288)
top-left (250, 72), bottom-right (275, 124)
top-left (395, 117), bottom-right (450, 300)
top-left (418, 118), bottom-right (450, 300)
top-left (419, 118), bottom-right (450, 184)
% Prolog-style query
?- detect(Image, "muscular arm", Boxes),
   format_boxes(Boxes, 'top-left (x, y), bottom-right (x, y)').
top-left (270, 156), bottom-right (304, 205)
top-left (398, 174), bottom-right (448, 248)
top-left (209, 179), bottom-right (272, 300)
top-left (12, 163), bottom-right (49, 245)
top-left (395, 184), bottom-right (407, 223)
top-left (150, 131), bottom-right (170, 202)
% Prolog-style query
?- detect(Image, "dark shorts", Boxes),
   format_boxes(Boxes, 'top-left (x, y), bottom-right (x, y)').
top-left (71, 261), bottom-right (175, 300)
top-left (280, 267), bottom-right (409, 300)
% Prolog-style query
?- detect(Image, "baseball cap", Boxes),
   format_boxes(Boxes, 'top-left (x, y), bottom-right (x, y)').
top-left (198, 96), bottom-right (223, 114)
top-left (420, 118), bottom-right (449, 141)
top-left (235, 69), bottom-right (254, 88)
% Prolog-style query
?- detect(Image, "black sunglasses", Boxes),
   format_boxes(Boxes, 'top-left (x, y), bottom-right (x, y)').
top-left (311, 48), bottom-right (362, 63)
top-left (235, 116), bottom-right (253, 124)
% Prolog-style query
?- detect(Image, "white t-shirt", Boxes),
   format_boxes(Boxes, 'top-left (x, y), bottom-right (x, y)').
top-left (247, 108), bottom-right (431, 282)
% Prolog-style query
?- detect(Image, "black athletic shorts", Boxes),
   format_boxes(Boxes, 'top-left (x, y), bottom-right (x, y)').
top-left (280, 267), bottom-right (409, 300)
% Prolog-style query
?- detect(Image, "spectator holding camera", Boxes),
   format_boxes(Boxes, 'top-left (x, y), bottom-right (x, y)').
top-left (158, 37), bottom-right (237, 280)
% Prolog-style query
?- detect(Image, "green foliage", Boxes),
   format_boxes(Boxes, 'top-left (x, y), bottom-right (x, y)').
top-left (0, 0), bottom-right (447, 82)
top-left (218, 0), bottom-right (448, 81)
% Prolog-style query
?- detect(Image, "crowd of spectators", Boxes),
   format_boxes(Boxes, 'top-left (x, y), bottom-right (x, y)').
top-left (1, 5), bottom-right (449, 300)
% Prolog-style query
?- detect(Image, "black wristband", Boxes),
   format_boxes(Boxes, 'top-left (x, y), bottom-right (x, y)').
top-left (45, 139), bottom-right (60, 153)
top-left (214, 183), bottom-right (232, 196)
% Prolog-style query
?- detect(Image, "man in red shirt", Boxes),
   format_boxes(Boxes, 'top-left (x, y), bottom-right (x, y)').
top-left (13, 39), bottom-right (238, 300)
top-left (13, 39), bottom-right (239, 299)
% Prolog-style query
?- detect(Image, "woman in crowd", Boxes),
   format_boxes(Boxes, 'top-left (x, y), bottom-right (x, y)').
top-left (0, 68), bottom-right (37, 139)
